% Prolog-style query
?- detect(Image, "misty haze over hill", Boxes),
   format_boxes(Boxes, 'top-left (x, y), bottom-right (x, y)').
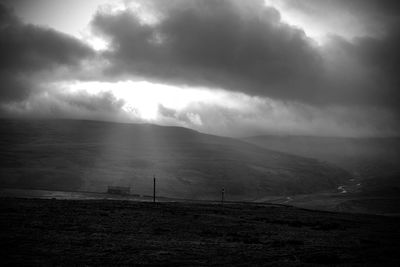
top-left (244, 135), bottom-right (400, 213)
top-left (0, 119), bottom-right (349, 201)
top-left (244, 135), bottom-right (400, 177)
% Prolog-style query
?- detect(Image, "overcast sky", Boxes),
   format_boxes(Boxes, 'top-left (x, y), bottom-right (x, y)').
top-left (0, 0), bottom-right (399, 137)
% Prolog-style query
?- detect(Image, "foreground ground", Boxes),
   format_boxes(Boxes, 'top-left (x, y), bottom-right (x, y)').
top-left (1, 198), bottom-right (399, 266)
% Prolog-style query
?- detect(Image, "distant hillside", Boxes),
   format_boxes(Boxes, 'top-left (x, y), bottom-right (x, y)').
top-left (0, 119), bottom-right (349, 200)
top-left (244, 135), bottom-right (400, 199)
top-left (244, 135), bottom-right (400, 178)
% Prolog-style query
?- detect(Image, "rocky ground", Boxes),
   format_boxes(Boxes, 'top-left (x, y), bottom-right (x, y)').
top-left (1, 197), bottom-right (399, 266)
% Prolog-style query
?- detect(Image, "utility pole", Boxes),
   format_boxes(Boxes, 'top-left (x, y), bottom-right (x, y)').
top-left (153, 175), bottom-right (156, 203)
top-left (221, 187), bottom-right (225, 205)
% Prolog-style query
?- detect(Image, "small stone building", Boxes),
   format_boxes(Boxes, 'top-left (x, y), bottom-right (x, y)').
top-left (107, 186), bottom-right (130, 195)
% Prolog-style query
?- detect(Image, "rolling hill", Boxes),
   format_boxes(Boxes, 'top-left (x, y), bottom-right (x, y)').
top-left (0, 119), bottom-right (349, 200)
top-left (244, 135), bottom-right (400, 213)
top-left (243, 135), bottom-right (400, 179)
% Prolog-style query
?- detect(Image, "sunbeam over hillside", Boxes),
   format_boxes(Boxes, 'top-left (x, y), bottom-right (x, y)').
top-left (1, 0), bottom-right (399, 265)
top-left (0, 119), bottom-right (349, 200)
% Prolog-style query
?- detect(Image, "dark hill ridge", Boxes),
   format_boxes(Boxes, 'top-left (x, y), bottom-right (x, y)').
top-left (243, 135), bottom-right (400, 213)
top-left (243, 135), bottom-right (400, 193)
top-left (244, 135), bottom-right (400, 177)
top-left (0, 119), bottom-right (349, 200)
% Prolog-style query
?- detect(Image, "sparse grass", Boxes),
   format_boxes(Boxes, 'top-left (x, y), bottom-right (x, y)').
top-left (1, 197), bottom-right (399, 266)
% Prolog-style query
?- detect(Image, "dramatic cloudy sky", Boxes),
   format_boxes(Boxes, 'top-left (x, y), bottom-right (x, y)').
top-left (0, 0), bottom-right (399, 137)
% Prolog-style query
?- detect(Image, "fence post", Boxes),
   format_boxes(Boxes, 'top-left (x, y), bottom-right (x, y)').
top-left (153, 175), bottom-right (156, 203)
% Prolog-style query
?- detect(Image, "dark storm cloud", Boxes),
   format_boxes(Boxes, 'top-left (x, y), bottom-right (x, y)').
top-left (1, 89), bottom-right (130, 122)
top-left (0, 3), bottom-right (94, 102)
top-left (279, 0), bottom-right (400, 26)
top-left (0, 0), bottom-right (398, 137)
top-left (270, 0), bottom-right (400, 107)
top-left (268, 0), bottom-right (400, 40)
top-left (92, 0), bottom-right (324, 103)
top-left (353, 29), bottom-right (400, 94)
top-left (319, 12), bottom-right (400, 107)
top-left (90, 0), bottom-right (400, 108)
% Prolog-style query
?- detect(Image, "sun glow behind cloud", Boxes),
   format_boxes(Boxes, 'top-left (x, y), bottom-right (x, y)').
top-left (60, 80), bottom-right (231, 120)
top-left (1, 0), bottom-right (399, 138)
top-left (263, 0), bottom-right (379, 45)
top-left (263, 0), bottom-right (326, 44)
top-left (2, 78), bottom-right (397, 138)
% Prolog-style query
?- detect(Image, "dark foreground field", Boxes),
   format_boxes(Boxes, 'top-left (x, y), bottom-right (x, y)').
top-left (1, 198), bottom-right (399, 266)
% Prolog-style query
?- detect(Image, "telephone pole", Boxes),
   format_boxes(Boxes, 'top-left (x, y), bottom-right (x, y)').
top-left (153, 175), bottom-right (156, 203)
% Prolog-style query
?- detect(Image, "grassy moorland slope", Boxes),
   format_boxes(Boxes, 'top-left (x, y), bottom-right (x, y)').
top-left (244, 135), bottom-right (400, 179)
top-left (244, 135), bottom-right (400, 213)
top-left (1, 198), bottom-right (399, 266)
top-left (0, 119), bottom-right (349, 200)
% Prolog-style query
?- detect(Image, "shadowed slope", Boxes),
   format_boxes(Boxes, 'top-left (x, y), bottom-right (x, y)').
top-left (244, 135), bottom-right (400, 192)
top-left (244, 135), bottom-right (400, 213)
top-left (0, 119), bottom-right (349, 200)
top-left (244, 135), bottom-right (400, 177)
